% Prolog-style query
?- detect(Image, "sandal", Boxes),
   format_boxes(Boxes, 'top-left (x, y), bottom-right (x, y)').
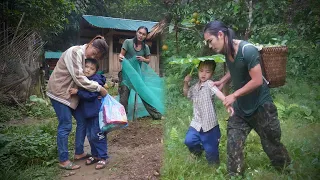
top-left (74, 152), bottom-right (91, 161)
top-left (85, 157), bottom-right (99, 165)
top-left (95, 160), bottom-right (107, 170)
top-left (59, 161), bottom-right (81, 170)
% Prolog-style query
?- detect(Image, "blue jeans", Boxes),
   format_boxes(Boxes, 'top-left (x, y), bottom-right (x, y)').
top-left (185, 126), bottom-right (221, 164)
top-left (50, 98), bottom-right (86, 162)
top-left (87, 116), bottom-right (108, 159)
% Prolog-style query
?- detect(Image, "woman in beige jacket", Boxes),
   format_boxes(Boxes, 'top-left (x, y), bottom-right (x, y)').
top-left (47, 36), bottom-right (108, 170)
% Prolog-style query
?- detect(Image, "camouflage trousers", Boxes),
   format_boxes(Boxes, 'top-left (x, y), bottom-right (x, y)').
top-left (227, 102), bottom-right (291, 176)
top-left (118, 71), bottom-right (162, 120)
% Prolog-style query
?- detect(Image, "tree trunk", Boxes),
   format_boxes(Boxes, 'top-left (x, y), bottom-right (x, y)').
top-left (244, 0), bottom-right (253, 40)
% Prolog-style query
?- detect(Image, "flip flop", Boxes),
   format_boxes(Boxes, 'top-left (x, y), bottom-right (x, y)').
top-left (59, 161), bottom-right (81, 170)
top-left (85, 157), bottom-right (99, 165)
top-left (95, 160), bottom-right (108, 170)
top-left (74, 152), bottom-right (91, 161)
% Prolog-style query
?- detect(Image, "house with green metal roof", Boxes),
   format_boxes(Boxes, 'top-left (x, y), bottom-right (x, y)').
top-left (43, 51), bottom-right (63, 79)
top-left (80, 15), bottom-right (162, 77)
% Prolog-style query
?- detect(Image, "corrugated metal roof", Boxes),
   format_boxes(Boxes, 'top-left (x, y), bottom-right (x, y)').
top-left (82, 15), bottom-right (158, 31)
top-left (45, 52), bottom-right (62, 59)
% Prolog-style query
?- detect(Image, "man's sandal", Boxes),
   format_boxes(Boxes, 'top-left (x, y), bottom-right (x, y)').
top-left (95, 160), bottom-right (107, 170)
top-left (85, 157), bottom-right (99, 165)
top-left (59, 161), bottom-right (81, 170)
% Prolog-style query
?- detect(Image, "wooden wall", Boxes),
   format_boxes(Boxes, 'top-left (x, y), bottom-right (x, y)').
top-left (79, 26), bottom-right (161, 77)
top-left (108, 53), bottom-right (159, 76)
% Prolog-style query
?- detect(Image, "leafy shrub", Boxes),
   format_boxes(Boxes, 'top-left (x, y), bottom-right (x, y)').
top-left (0, 128), bottom-right (57, 168)
top-left (25, 95), bottom-right (56, 119)
top-left (0, 103), bottom-right (24, 122)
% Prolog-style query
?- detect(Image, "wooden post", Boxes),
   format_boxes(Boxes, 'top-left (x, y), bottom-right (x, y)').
top-left (132, 92), bottom-right (138, 121)
top-left (107, 30), bottom-right (114, 74)
top-left (156, 38), bottom-right (160, 75)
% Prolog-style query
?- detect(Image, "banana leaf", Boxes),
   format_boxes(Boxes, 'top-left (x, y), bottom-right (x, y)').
top-left (169, 54), bottom-right (225, 75)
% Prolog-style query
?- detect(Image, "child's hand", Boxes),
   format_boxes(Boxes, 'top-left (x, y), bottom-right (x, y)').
top-left (184, 75), bottom-right (192, 83)
top-left (227, 106), bottom-right (234, 116)
top-left (69, 88), bottom-right (78, 95)
top-left (103, 83), bottom-right (109, 89)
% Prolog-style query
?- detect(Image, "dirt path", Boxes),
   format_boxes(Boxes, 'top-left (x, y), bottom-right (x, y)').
top-left (62, 118), bottom-right (163, 180)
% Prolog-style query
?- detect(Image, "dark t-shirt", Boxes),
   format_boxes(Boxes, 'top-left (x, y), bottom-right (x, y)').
top-left (226, 41), bottom-right (272, 116)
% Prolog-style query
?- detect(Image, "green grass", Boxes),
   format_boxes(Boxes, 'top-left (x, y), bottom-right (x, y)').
top-left (0, 117), bottom-right (79, 179)
top-left (162, 77), bottom-right (320, 179)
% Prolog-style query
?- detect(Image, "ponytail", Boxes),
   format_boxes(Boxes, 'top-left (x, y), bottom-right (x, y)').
top-left (226, 28), bottom-right (236, 58)
top-left (204, 21), bottom-right (236, 59)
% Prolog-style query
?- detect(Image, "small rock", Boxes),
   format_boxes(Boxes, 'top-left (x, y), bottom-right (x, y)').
top-left (153, 171), bottom-right (160, 176)
top-left (62, 171), bottom-right (76, 177)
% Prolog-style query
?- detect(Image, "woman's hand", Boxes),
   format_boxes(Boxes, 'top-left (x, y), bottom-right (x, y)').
top-left (69, 88), bottom-right (78, 95)
top-left (136, 56), bottom-right (145, 62)
top-left (119, 54), bottom-right (124, 62)
top-left (99, 87), bottom-right (108, 97)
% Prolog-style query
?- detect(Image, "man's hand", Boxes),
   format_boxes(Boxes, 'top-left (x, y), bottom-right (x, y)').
top-left (211, 80), bottom-right (224, 90)
top-left (69, 88), bottom-right (78, 95)
top-left (223, 93), bottom-right (237, 107)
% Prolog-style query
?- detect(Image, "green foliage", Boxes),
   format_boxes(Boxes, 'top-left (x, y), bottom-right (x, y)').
top-left (161, 0), bottom-right (320, 84)
top-left (3, 0), bottom-right (75, 34)
top-left (25, 95), bottom-right (56, 119)
top-left (163, 76), bottom-right (320, 179)
top-left (0, 103), bottom-right (24, 123)
top-left (0, 165), bottom-right (59, 180)
top-left (0, 130), bottom-right (57, 164)
top-left (168, 54), bottom-right (225, 75)
top-left (0, 120), bottom-right (60, 178)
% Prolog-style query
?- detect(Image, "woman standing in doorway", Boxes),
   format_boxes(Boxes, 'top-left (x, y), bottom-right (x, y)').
top-left (118, 26), bottom-right (162, 120)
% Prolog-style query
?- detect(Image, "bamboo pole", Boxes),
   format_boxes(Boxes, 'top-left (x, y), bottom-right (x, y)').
top-left (11, 12), bottom-right (25, 45)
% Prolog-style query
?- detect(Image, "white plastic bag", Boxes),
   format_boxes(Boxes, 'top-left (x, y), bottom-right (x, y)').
top-left (99, 94), bottom-right (128, 133)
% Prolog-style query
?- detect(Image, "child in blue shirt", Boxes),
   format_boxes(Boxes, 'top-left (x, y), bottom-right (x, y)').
top-left (69, 58), bottom-right (108, 170)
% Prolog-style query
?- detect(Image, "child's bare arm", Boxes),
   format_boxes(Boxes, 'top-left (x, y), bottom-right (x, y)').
top-left (183, 75), bottom-right (191, 97)
top-left (207, 80), bottom-right (234, 116)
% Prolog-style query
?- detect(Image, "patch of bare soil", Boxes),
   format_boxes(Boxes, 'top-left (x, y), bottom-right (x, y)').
top-left (62, 118), bottom-right (163, 180)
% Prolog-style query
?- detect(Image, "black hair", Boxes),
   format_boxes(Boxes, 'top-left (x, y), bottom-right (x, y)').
top-left (198, 60), bottom-right (216, 72)
top-left (85, 58), bottom-right (99, 72)
top-left (203, 20), bottom-right (236, 59)
top-left (133, 26), bottom-right (149, 51)
top-left (88, 35), bottom-right (109, 60)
